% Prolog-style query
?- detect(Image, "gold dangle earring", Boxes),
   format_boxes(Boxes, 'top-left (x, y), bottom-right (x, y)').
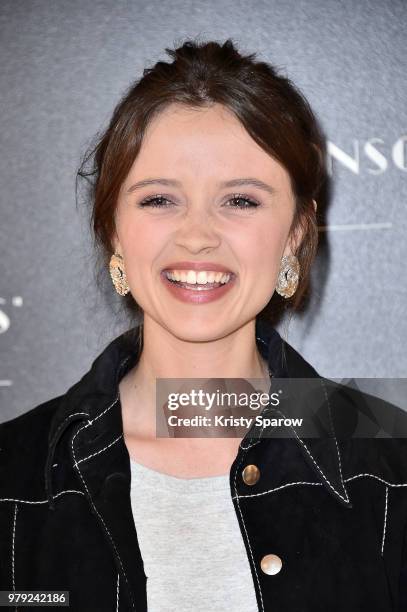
top-left (275, 254), bottom-right (300, 299)
top-left (109, 252), bottom-right (130, 296)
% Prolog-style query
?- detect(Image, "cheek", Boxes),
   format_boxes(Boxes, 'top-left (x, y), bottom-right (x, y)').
top-left (121, 220), bottom-right (162, 263)
top-left (236, 224), bottom-right (286, 270)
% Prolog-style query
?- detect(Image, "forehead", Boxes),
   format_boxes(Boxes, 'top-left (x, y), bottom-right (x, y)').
top-left (124, 102), bottom-right (291, 189)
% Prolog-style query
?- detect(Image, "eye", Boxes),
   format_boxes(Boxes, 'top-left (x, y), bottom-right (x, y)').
top-left (138, 193), bottom-right (261, 210)
top-left (226, 193), bottom-right (260, 209)
top-left (138, 194), bottom-right (174, 208)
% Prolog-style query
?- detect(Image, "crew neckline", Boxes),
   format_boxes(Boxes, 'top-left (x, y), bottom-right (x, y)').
top-left (130, 457), bottom-right (231, 492)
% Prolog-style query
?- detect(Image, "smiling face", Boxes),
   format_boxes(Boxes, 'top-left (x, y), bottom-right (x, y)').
top-left (113, 102), bottom-right (303, 341)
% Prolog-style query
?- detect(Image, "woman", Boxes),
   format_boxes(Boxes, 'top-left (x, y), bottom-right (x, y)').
top-left (1, 39), bottom-right (406, 612)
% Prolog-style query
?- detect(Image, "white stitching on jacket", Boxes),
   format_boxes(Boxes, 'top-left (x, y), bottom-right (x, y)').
top-left (50, 412), bottom-right (91, 443)
top-left (381, 486), bottom-right (388, 556)
top-left (71, 388), bottom-right (136, 612)
top-left (291, 416), bottom-right (350, 504)
top-left (322, 377), bottom-right (349, 502)
top-left (116, 572), bottom-right (120, 612)
top-left (239, 439), bottom-right (261, 450)
top-left (233, 442), bottom-right (265, 612)
top-left (75, 434), bottom-right (123, 465)
top-left (0, 490), bottom-right (85, 504)
top-left (344, 474), bottom-right (407, 487)
top-left (11, 502), bottom-right (18, 593)
top-left (90, 397), bottom-right (121, 426)
top-left (3, 474), bottom-right (405, 505)
top-left (232, 480), bottom-right (323, 500)
top-left (255, 405), bottom-right (351, 504)
top-left (232, 473), bottom-right (407, 501)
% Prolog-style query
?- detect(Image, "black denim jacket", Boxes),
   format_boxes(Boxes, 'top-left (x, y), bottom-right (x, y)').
top-left (1, 319), bottom-right (407, 611)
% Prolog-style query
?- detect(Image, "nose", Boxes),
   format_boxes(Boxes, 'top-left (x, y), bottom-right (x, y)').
top-left (173, 207), bottom-right (221, 253)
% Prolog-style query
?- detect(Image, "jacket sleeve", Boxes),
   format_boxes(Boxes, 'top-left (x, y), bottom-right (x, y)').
top-left (398, 518), bottom-right (407, 610)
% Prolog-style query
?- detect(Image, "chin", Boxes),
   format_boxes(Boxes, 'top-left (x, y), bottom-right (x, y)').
top-left (162, 316), bottom-right (235, 343)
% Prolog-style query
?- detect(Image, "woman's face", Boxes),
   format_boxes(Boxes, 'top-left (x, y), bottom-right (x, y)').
top-left (113, 102), bottom-right (302, 341)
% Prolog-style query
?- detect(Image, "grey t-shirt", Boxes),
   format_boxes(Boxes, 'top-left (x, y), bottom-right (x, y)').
top-left (130, 458), bottom-right (258, 612)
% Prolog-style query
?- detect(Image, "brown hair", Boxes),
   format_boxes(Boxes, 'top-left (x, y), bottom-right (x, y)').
top-left (77, 37), bottom-right (327, 333)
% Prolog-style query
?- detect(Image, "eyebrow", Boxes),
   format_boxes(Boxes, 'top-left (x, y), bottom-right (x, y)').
top-left (125, 177), bottom-right (276, 197)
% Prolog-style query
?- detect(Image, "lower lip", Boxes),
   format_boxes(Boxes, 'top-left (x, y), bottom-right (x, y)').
top-left (160, 271), bottom-right (237, 304)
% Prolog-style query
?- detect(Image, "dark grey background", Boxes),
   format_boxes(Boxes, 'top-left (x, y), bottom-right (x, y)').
top-left (1, 0), bottom-right (406, 422)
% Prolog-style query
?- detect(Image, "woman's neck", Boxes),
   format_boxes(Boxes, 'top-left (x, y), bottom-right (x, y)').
top-left (119, 317), bottom-right (272, 440)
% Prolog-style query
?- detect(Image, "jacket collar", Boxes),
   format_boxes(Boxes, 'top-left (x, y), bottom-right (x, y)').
top-left (46, 318), bottom-right (351, 509)
top-left (254, 318), bottom-right (352, 508)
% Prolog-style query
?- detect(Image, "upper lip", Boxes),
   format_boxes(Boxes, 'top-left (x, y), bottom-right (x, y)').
top-left (162, 261), bottom-right (235, 274)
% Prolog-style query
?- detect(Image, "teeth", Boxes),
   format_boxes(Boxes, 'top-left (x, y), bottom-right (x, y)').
top-left (164, 270), bottom-right (232, 285)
